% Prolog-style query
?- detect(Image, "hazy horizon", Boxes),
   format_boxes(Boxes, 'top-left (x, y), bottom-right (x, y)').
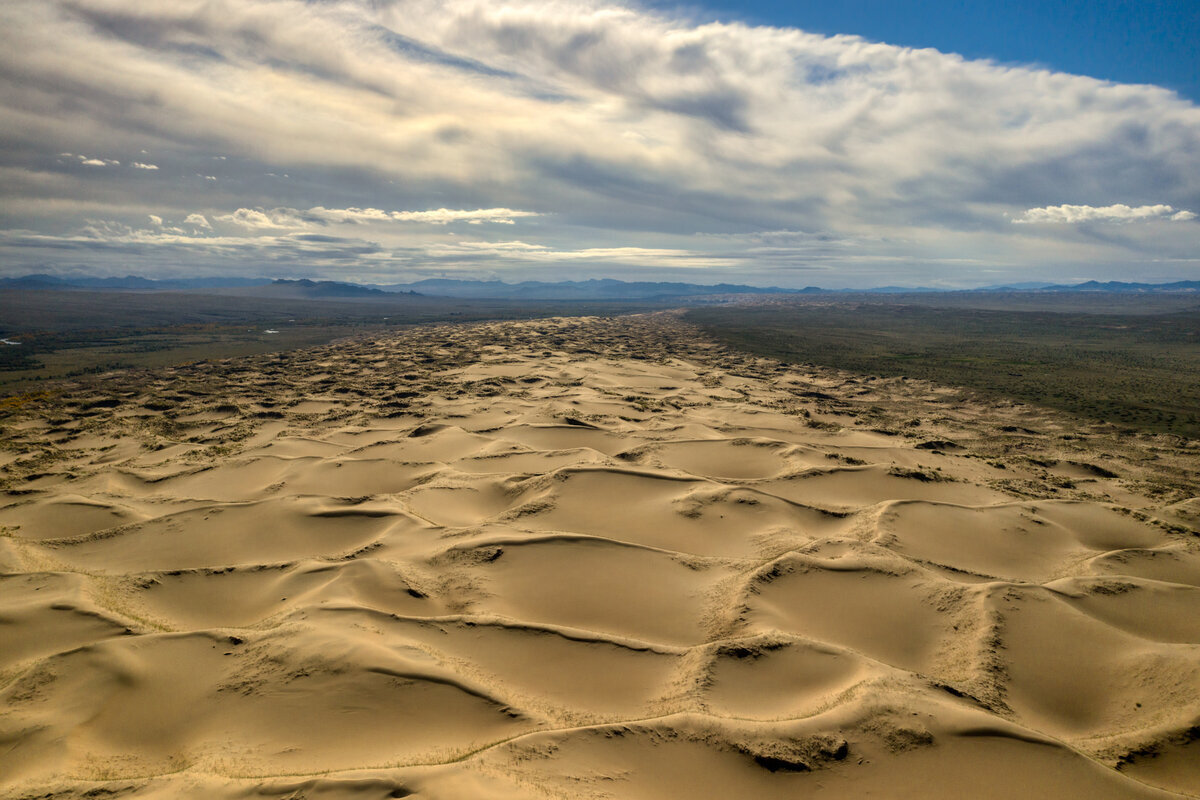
top-left (2, 0), bottom-right (1198, 289)
top-left (6, 270), bottom-right (1200, 293)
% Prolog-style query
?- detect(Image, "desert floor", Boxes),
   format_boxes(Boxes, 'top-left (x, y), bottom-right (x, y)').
top-left (2, 313), bottom-right (1198, 799)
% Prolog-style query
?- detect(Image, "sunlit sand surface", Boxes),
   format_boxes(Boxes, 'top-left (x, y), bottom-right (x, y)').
top-left (1, 314), bottom-right (1198, 799)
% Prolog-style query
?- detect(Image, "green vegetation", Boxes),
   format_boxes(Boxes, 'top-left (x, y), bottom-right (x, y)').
top-left (0, 289), bottom-right (661, 393)
top-left (686, 298), bottom-right (1200, 439)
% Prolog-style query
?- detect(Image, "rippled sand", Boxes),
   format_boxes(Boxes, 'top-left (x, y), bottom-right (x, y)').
top-left (2, 314), bottom-right (1198, 799)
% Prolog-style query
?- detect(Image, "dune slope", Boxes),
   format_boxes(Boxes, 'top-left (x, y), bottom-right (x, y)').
top-left (1, 314), bottom-right (1198, 799)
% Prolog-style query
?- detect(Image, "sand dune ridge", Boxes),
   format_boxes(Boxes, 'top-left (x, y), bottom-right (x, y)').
top-left (1, 314), bottom-right (1198, 798)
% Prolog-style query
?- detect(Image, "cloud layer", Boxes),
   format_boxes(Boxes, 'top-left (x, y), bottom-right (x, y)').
top-left (1, 0), bottom-right (1198, 286)
top-left (1015, 204), bottom-right (1196, 224)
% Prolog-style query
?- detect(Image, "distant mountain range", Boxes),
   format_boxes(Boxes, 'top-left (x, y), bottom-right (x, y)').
top-left (1020, 280), bottom-right (1200, 293)
top-left (0, 273), bottom-right (273, 291)
top-left (367, 278), bottom-right (814, 299)
top-left (1, 273), bottom-right (1197, 299)
top-left (234, 279), bottom-right (409, 299)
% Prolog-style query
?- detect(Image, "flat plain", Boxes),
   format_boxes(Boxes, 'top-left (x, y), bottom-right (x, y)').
top-left (0, 289), bottom-right (661, 391)
top-left (686, 294), bottom-right (1200, 439)
top-left (1, 312), bottom-right (1198, 799)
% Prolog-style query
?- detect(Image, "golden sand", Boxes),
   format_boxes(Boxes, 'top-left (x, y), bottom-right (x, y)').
top-left (1, 314), bottom-right (1198, 798)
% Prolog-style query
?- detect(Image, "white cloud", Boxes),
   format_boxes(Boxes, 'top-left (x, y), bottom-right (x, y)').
top-left (1014, 204), bottom-right (1198, 224)
top-left (2, 0), bottom-right (1199, 286)
top-left (147, 214), bottom-right (163, 226)
top-left (184, 213), bottom-right (213, 230)
top-left (131, 161), bottom-right (159, 170)
top-left (216, 206), bottom-right (541, 228)
top-left (215, 207), bottom-right (311, 229)
top-left (392, 208), bottom-right (540, 225)
top-left (304, 207), bottom-right (393, 225)
top-left (307, 206), bottom-right (541, 225)
top-left (422, 240), bottom-right (739, 268)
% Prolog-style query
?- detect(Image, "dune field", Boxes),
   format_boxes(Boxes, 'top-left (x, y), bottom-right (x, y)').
top-left (1, 313), bottom-right (1199, 799)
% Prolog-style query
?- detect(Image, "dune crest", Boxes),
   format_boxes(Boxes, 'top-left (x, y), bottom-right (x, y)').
top-left (1, 314), bottom-right (1198, 799)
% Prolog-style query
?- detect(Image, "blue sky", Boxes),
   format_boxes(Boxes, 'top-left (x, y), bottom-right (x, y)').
top-left (655, 0), bottom-right (1200, 102)
top-left (0, 0), bottom-right (1197, 288)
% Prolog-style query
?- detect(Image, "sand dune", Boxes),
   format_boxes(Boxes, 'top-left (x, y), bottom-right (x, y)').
top-left (1, 314), bottom-right (1198, 798)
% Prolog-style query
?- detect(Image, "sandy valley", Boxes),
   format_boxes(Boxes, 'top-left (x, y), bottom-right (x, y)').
top-left (1, 313), bottom-right (1198, 799)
